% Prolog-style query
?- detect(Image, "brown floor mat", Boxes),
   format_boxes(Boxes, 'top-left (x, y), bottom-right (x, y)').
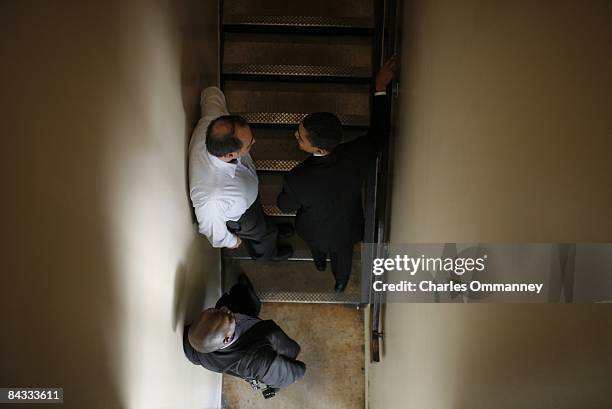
top-left (222, 303), bottom-right (365, 409)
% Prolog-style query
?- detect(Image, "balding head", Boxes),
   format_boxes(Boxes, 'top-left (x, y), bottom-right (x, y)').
top-left (188, 307), bottom-right (236, 353)
top-left (205, 115), bottom-right (255, 161)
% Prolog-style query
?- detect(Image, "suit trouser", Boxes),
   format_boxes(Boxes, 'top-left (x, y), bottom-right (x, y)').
top-left (308, 242), bottom-right (354, 284)
top-left (227, 196), bottom-right (278, 261)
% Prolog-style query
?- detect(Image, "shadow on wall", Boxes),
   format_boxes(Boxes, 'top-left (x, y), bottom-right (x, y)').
top-left (173, 237), bottom-right (221, 331)
top-left (180, 28), bottom-right (202, 227)
top-left (180, 0), bottom-right (220, 225)
top-left (174, 0), bottom-right (222, 330)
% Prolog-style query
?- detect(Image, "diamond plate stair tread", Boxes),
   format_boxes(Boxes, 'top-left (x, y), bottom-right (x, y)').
top-left (222, 33), bottom-right (372, 76)
top-left (240, 112), bottom-right (368, 127)
top-left (251, 135), bottom-right (306, 171)
top-left (223, 0), bottom-right (373, 16)
top-left (223, 15), bottom-right (374, 29)
top-left (255, 159), bottom-right (300, 172)
top-left (224, 81), bottom-right (370, 125)
top-left (250, 129), bottom-right (306, 157)
top-left (223, 258), bottom-right (362, 304)
top-left (223, 64), bottom-right (371, 78)
top-left (258, 291), bottom-right (360, 304)
top-left (262, 203), bottom-right (295, 217)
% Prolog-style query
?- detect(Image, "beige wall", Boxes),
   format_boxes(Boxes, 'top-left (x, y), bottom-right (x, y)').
top-left (370, 304), bottom-right (612, 409)
top-left (370, 0), bottom-right (612, 408)
top-left (1, 1), bottom-right (221, 408)
top-left (391, 0), bottom-right (612, 242)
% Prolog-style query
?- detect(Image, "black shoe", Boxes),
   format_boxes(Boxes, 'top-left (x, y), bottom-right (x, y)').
top-left (314, 258), bottom-right (326, 271)
top-left (272, 244), bottom-right (293, 261)
top-left (277, 223), bottom-right (295, 239)
top-left (237, 273), bottom-right (253, 289)
top-left (334, 281), bottom-right (348, 293)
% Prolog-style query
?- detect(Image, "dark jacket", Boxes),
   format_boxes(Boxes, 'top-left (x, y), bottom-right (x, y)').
top-left (277, 94), bottom-right (391, 250)
top-left (183, 320), bottom-right (305, 389)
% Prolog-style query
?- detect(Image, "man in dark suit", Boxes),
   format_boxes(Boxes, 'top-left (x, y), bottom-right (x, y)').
top-left (277, 57), bottom-right (397, 292)
top-left (183, 275), bottom-right (305, 394)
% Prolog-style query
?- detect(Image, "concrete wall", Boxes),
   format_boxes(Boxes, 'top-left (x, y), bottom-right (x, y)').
top-left (1, 1), bottom-right (221, 408)
top-left (369, 0), bottom-right (612, 408)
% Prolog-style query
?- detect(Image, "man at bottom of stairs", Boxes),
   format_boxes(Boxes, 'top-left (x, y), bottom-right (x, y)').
top-left (183, 274), bottom-right (306, 395)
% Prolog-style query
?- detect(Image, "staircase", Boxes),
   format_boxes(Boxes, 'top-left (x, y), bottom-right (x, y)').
top-left (220, 0), bottom-right (379, 305)
top-left (217, 1), bottom-right (384, 407)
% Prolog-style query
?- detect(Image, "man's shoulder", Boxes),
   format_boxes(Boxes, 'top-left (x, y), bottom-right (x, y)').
top-left (227, 320), bottom-right (281, 351)
top-left (285, 159), bottom-right (316, 183)
top-left (189, 118), bottom-right (210, 155)
top-left (182, 324), bottom-right (204, 366)
top-left (241, 319), bottom-right (278, 338)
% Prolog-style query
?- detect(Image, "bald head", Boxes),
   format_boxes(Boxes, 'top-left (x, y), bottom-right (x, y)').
top-left (188, 307), bottom-right (236, 353)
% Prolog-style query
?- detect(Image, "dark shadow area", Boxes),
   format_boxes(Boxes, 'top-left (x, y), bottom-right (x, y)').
top-left (379, 301), bottom-right (387, 360)
top-left (174, 0), bottom-right (222, 330)
top-left (172, 238), bottom-right (221, 331)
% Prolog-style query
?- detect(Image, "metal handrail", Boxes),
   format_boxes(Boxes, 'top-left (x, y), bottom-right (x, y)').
top-left (366, 0), bottom-right (401, 362)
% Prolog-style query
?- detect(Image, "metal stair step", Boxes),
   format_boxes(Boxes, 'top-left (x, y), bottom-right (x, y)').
top-left (240, 112), bottom-right (369, 127)
top-left (222, 0), bottom-right (374, 34)
top-left (258, 290), bottom-right (361, 304)
top-left (224, 81), bottom-right (370, 127)
top-left (223, 15), bottom-right (374, 31)
top-left (222, 32), bottom-right (372, 82)
top-left (223, 64), bottom-right (371, 80)
top-left (250, 129), bottom-right (307, 165)
top-left (262, 203), bottom-right (295, 217)
top-left (255, 159), bottom-right (301, 172)
top-left (224, 0), bottom-right (373, 15)
top-left (222, 34), bottom-right (371, 73)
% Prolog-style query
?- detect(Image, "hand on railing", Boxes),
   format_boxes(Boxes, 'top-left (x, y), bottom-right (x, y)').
top-left (375, 55), bottom-right (398, 92)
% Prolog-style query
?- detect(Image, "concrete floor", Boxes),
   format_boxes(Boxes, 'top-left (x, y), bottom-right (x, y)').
top-left (222, 303), bottom-right (365, 409)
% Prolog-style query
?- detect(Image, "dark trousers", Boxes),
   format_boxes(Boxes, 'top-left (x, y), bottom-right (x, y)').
top-left (215, 281), bottom-right (261, 318)
top-left (227, 197), bottom-right (278, 260)
top-left (308, 242), bottom-right (354, 284)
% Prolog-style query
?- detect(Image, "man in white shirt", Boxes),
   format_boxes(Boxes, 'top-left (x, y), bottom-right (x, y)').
top-left (189, 87), bottom-right (292, 260)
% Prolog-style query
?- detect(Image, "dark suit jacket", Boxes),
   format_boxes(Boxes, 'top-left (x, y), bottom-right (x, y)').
top-left (182, 284), bottom-right (305, 389)
top-left (277, 94), bottom-right (391, 250)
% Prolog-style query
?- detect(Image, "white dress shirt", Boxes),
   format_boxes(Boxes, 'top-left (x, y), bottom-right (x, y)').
top-left (188, 87), bottom-right (259, 248)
